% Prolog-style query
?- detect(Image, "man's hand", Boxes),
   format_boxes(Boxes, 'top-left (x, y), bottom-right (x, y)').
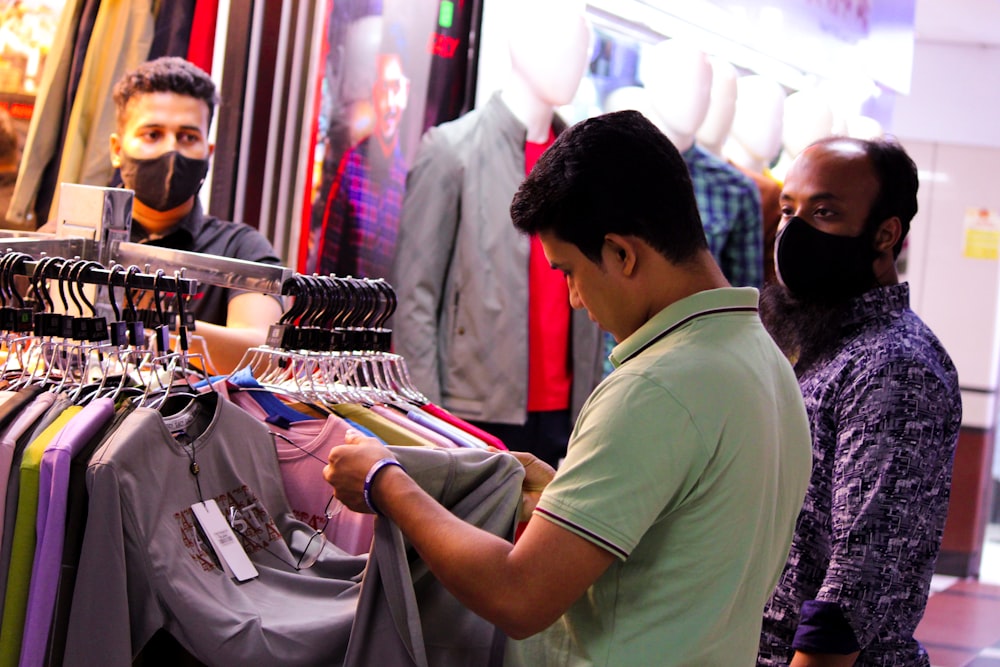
top-left (324, 428), bottom-right (397, 514)
top-left (497, 449), bottom-right (556, 519)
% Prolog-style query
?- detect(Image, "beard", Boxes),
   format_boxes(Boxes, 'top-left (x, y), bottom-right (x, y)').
top-left (759, 282), bottom-right (852, 376)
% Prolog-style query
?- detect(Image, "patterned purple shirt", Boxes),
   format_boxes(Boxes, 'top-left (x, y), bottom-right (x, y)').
top-left (759, 283), bottom-right (962, 666)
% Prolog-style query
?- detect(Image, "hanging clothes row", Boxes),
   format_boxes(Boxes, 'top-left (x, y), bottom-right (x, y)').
top-left (8, 0), bottom-right (216, 229)
top-left (0, 251), bottom-right (522, 667)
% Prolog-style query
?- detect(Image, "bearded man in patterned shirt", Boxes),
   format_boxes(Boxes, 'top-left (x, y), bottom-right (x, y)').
top-left (757, 136), bottom-right (962, 667)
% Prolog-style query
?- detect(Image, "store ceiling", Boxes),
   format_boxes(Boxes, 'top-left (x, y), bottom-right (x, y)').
top-left (914, 0), bottom-right (1000, 47)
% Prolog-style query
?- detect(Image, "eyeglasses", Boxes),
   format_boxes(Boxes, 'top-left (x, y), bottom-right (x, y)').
top-left (224, 430), bottom-right (344, 571)
top-left (227, 495), bottom-right (341, 571)
top-left (296, 494), bottom-right (339, 569)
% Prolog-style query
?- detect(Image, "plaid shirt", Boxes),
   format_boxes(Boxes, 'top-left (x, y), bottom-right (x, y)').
top-left (759, 283), bottom-right (962, 666)
top-left (318, 136), bottom-right (407, 279)
top-left (683, 144), bottom-right (763, 287)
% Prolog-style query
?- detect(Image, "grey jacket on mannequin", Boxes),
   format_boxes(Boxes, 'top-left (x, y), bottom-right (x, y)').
top-left (391, 92), bottom-right (605, 426)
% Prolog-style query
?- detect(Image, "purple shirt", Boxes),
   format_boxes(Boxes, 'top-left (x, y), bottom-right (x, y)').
top-left (20, 399), bottom-right (115, 667)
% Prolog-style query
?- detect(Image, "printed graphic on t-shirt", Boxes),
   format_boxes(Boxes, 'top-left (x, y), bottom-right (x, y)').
top-left (174, 485), bottom-right (280, 571)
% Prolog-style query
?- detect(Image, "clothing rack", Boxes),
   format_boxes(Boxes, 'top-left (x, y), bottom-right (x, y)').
top-left (0, 234), bottom-right (293, 296)
top-left (12, 254), bottom-right (199, 296)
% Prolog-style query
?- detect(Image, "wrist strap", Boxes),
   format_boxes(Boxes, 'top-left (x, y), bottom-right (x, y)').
top-left (363, 458), bottom-right (405, 516)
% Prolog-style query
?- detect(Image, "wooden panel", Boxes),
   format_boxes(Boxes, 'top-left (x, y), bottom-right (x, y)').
top-left (938, 426), bottom-right (994, 577)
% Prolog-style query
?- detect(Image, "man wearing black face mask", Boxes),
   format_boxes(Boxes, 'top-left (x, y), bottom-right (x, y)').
top-left (108, 57), bottom-right (284, 372)
top-left (757, 137), bottom-right (962, 667)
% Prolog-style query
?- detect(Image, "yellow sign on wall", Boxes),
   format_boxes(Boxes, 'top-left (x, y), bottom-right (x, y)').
top-left (963, 208), bottom-right (1000, 260)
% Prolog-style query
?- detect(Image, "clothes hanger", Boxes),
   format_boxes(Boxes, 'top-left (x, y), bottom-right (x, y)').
top-left (16, 255), bottom-right (65, 390)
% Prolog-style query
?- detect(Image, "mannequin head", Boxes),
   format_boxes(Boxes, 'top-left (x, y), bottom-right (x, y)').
top-left (696, 57), bottom-right (738, 156)
top-left (846, 115), bottom-right (884, 140)
top-left (557, 77), bottom-right (601, 126)
top-left (506, 0), bottom-right (590, 108)
top-left (782, 88), bottom-right (835, 159)
top-left (723, 75), bottom-right (786, 173)
top-left (641, 40), bottom-right (712, 152)
top-left (603, 86), bottom-right (660, 130)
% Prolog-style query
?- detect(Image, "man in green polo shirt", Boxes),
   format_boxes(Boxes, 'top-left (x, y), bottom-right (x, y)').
top-left (324, 110), bottom-right (812, 666)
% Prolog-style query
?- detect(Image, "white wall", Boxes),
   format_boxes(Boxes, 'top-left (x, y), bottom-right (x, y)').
top-left (894, 41), bottom-right (1000, 467)
top-left (892, 41), bottom-right (1000, 148)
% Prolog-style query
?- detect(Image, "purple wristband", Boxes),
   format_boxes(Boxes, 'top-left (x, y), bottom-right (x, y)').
top-left (363, 458), bottom-right (405, 515)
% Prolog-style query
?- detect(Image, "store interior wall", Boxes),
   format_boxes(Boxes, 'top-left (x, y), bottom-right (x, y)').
top-left (893, 37), bottom-right (1000, 559)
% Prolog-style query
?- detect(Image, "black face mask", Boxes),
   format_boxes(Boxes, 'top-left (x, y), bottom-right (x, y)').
top-left (774, 216), bottom-right (877, 302)
top-left (118, 150), bottom-right (209, 212)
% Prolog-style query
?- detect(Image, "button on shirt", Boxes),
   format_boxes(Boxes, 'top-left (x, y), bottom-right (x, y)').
top-left (759, 283), bottom-right (962, 666)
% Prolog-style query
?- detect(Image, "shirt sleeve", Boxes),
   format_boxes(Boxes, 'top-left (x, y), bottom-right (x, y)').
top-left (221, 225), bottom-right (285, 309)
top-left (534, 371), bottom-right (710, 559)
top-left (809, 358), bottom-right (956, 648)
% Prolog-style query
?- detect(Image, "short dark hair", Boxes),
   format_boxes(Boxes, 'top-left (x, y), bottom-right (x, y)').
top-left (112, 57), bottom-right (219, 131)
top-left (511, 110), bottom-right (707, 264)
top-left (811, 135), bottom-right (917, 258)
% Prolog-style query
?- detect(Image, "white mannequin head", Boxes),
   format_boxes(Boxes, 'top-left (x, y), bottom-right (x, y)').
top-left (641, 40), bottom-right (712, 152)
top-left (723, 75), bottom-right (786, 173)
top-left (602, 85), bottom-right (660, 130)
top-left (503, 0), bottom-right (590, 140)
top-left (782, 88), bottom-right (835, 159)
top-left (696, 57), bottom-right (738, 156)
top-left (557, 77), bottom-right (601, 125)
top-left (845, 114), bottom-right (884, 140)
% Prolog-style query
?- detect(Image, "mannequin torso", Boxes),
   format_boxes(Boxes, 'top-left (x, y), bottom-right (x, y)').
top-left (391, 0), bottom-right (604, 450)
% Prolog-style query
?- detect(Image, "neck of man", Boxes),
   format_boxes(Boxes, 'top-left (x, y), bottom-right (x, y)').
top-left (133, 197), bottom-right (195, 238)
top-left (500, 82), bottom-right (555, 144)
top-left (643, 249), bottom-right (730, 322)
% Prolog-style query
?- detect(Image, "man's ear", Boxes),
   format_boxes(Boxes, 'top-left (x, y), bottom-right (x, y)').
top-left (605, 234), bottom-right (637, 276)
top-left (874, 216), bottom-right (902, 254)
top-left (109, 133), bottom-right (122, 169)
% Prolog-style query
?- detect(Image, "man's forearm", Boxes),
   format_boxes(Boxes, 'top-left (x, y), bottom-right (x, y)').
top-left (184, 320), bottom-right (269, 374)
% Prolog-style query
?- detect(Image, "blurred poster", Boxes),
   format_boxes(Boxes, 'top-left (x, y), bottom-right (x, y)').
top-left (963, 207), bottom-right (1000, 261)
top-left (299, 0), bottom-right (479, 279)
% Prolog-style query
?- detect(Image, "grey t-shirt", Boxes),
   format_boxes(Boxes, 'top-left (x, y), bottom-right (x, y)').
top-left (65, 392), bottom-right (522, 667)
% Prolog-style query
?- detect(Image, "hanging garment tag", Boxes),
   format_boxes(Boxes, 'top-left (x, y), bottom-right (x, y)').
top-left (191, 500), bottom-right (259, 582)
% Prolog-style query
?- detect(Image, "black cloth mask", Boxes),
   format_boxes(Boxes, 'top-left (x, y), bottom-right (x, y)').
top-left (118, 150), bottom-right (209, 212)
top-left (774, 216), bottom-right (877, 302)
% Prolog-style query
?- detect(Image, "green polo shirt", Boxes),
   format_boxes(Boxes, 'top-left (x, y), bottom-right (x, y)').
top-left (513, 287), bottom-right (812, 667)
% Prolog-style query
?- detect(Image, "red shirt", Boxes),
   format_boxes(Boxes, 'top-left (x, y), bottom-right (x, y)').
top-left (526, 131), bottom-right (572, 411)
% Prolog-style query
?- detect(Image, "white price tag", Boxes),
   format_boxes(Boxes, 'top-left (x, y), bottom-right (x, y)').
top-left (191, 500), bottom-right (259, 582)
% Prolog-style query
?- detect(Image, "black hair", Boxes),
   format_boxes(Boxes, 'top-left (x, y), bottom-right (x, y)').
top-left (510, 110), bottom-right (707, 264)
top-left (112, 57), bottom-right (219, 131)
top-left (810, 135), bottom-right (918, 258)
